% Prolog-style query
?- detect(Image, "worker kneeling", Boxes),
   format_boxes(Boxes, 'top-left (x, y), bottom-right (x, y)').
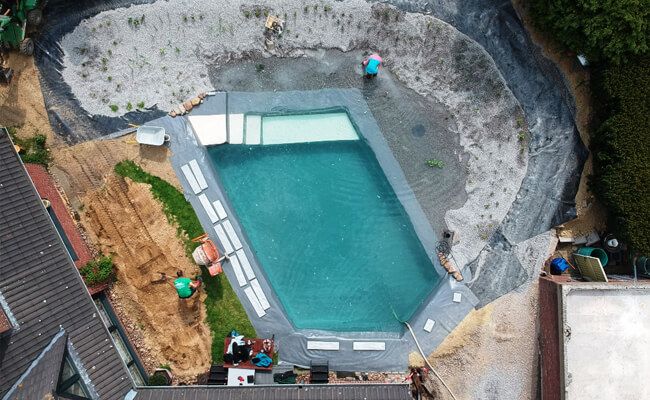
top-left (170, 270), bottom-right (202, 299)
top-left (362, 53), bottom-right (383, 79)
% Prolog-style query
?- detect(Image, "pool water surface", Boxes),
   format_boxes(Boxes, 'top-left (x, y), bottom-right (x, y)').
top-left (208, 136), bottom-right (438, 331)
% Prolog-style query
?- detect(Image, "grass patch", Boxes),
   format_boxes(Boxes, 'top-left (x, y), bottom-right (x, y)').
top-left (113, 160), bottom-right (256, 361)
top-left (8, 128), bottom-right (51, 167)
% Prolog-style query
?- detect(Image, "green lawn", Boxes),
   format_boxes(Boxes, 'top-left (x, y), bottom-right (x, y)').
top-left (114, 160), bottom-right (256, 362)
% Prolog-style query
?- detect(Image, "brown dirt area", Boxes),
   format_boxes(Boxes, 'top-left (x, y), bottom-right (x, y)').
top-left (52, 139), bottom-right (212, 382)
top-left (0, 54), bottom-right (60, 144)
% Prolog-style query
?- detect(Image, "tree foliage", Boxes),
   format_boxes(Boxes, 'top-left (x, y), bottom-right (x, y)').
top-left (530, 0), bottom-right (650, 64)
top-left (591, 58), bottom-right (650, 254)
top-left (80, 255), bottom-right (115, 286)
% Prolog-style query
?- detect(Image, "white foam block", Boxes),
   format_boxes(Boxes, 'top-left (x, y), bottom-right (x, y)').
top-left (189, 159), bottom-right (208, 190)
top-left (307, 341), bottom-right (339, 351)
top-left (353, 342), bottom-right (385, 351)
top-left (222, 220), bottom-right (242, 250)
top-left (423, 319), bottom-right (435, 333)
top-left (212, 199), bottom-right (228, 220)
top-left (180, 164), bottom-right (201, 194)
top-left (198, 194), bottom-right (219, 223)
top-left (228, 113), bottom-right (244, 144)
top-left (245, 115), bottom-right (261, 145)
top-left (214, 224), bottom-right (234, 254)
top-left (188, 114), bottom-right (227, 145)
top-left (228, 252), bottom-right (247, 287)
top-left (244, 286), bottom-right (266, 318)
top-left (249, 279), bottom-right (270, 310)
top-left (453, 292), bottom-right (462, 303)
top-left (236, 249), bottom-right (255, 280)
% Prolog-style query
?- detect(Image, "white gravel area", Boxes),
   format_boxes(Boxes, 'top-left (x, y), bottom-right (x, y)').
top-left (60, 0), bottom-right (526, 277)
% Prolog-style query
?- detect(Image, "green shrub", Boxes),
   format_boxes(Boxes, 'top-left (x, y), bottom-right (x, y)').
top-left (147, 373), bottom-right (168, 386)
top-left (529, 0), bottom-right (649, 64)
top-left (591, 58), bottom-right (650, 254)
top-left (80, 256), bottom-right (115, 286)
top-left (8, 130), bottom-right (51, 168)
top-left (136, 101), bottom-right (145, 109)
top-left (109, 104), bottom-right (119, 112)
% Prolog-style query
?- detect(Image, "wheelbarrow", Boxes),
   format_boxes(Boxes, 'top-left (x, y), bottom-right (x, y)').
top-left (136, 125), bottom-right (170, 146)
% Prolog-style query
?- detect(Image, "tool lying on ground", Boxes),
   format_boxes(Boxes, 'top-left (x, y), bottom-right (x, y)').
top-left (192, 233), bottom-right (227, 276)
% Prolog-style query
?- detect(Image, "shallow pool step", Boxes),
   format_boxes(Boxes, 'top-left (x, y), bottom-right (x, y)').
top-left (245, 115), bottom-right (262, 145)
top-left (188, 115), bottom-right (227, 145)
top-left (228, 114), bottom-right (244, 144)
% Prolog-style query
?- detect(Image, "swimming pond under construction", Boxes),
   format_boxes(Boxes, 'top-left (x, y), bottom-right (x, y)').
top-left (150, 88), bottom-right (479, 371)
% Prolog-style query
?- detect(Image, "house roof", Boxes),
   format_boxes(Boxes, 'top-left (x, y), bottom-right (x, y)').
top-left (4, 329), bottom-right (67, 400)
top-left (133, 384), bottom-right (414, 400)
top-left (0, 129), bottom-right (133, 399)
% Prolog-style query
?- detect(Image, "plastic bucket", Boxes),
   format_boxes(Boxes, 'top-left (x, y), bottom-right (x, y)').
top-left (577, 247), bottom-right (609, 266)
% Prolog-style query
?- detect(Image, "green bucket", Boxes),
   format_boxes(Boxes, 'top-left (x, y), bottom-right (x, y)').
top-left (577, 247), bottom-right (609, 266)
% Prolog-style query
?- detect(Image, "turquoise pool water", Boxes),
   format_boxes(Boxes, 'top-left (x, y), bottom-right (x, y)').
top-left (208, 139), bottom-right (438, 332)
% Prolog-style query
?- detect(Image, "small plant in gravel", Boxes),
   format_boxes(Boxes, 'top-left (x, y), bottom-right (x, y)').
top-left (109, 104), bottom-right (119, 112)
top-left (182, 15), bottom-right (188, 22)
top-left (516, 115), bottom-right (525, 128)
top-left (112, 40), bottom-right (118, 46)
top-left (136, 101), bottom-right (145, 109)
top-left (243, 10), bottom-right (251, 18)
top-left (324, 5), bottom-right (332, 12)
top-left (255, 63), bottom-right (265, 72)
top-left (174, 47), bottom-right (180, 54)
top-left (426, 158), bottom-right (445, 169)
top-left (303, 5), bottom-right (309, 13)
top-left (159, 48), bottom-right (166, 56)
top-left (80, 255), bottom-right (115, 286)
top-left (107, 76), bottom-right (112, 82)
top-left (126, 102), bottom-right (133, 111)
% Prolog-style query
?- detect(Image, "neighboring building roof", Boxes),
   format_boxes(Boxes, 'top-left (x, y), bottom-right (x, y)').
top-left (4, 329), bottom-right (67, 400)
top-left (133, 384), bottom-right (414, 400)
top-left (0, 130), bottom-right (133, 399)
top-left (539, 276), bottom-right (650, 400)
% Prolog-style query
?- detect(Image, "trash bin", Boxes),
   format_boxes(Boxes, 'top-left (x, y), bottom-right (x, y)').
top-left (577, 247), bottom-right (609, 266)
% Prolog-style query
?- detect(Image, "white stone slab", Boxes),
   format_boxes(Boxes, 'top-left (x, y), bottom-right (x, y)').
top-left (353, 342), bottom-right (386, 351)
top-left (222, 220), bottom-right (243, 250)
top-left (198, 194), bottom-right (219, 223)
top-left (189, 159), bottom-right (208, 190)
top-left (180, 164), bottom-right (201, 194)
top-left (453, 292), bottom-right (462, 303)
top-left (249, 279), bottom-right (270, 310)
top-left (228, 252), bottom-right (247, 287)
top-left (228, 113), bottom-right (244, 144)
top-left (307, 341), bottom-right (339, 351)
top-left (188, 114), bottom-right (227, 145)
top-left (236, 249), bottom-right (255, 280)
top-left (262, 112), bottom-right (358, 145)
top-left (212, 199), bottom-right (228, 220)
top-left (244, 286), bottom-right (266, 318)
top-left (214, 224), bottom-right (234, 254)
top-left (423, 319), bottom-right (435, 333)
top-left (245, 115), bottom-right (262, 145)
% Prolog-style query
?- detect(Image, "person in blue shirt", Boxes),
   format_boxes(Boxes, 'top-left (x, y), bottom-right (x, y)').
top-left (362, 53), bottom-right (383, 79)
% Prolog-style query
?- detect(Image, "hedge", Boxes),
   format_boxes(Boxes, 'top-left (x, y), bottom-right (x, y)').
top-left (529, 0), bottom-right (649, 64)
top-left (591, 58), bottom-right (650, 254)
